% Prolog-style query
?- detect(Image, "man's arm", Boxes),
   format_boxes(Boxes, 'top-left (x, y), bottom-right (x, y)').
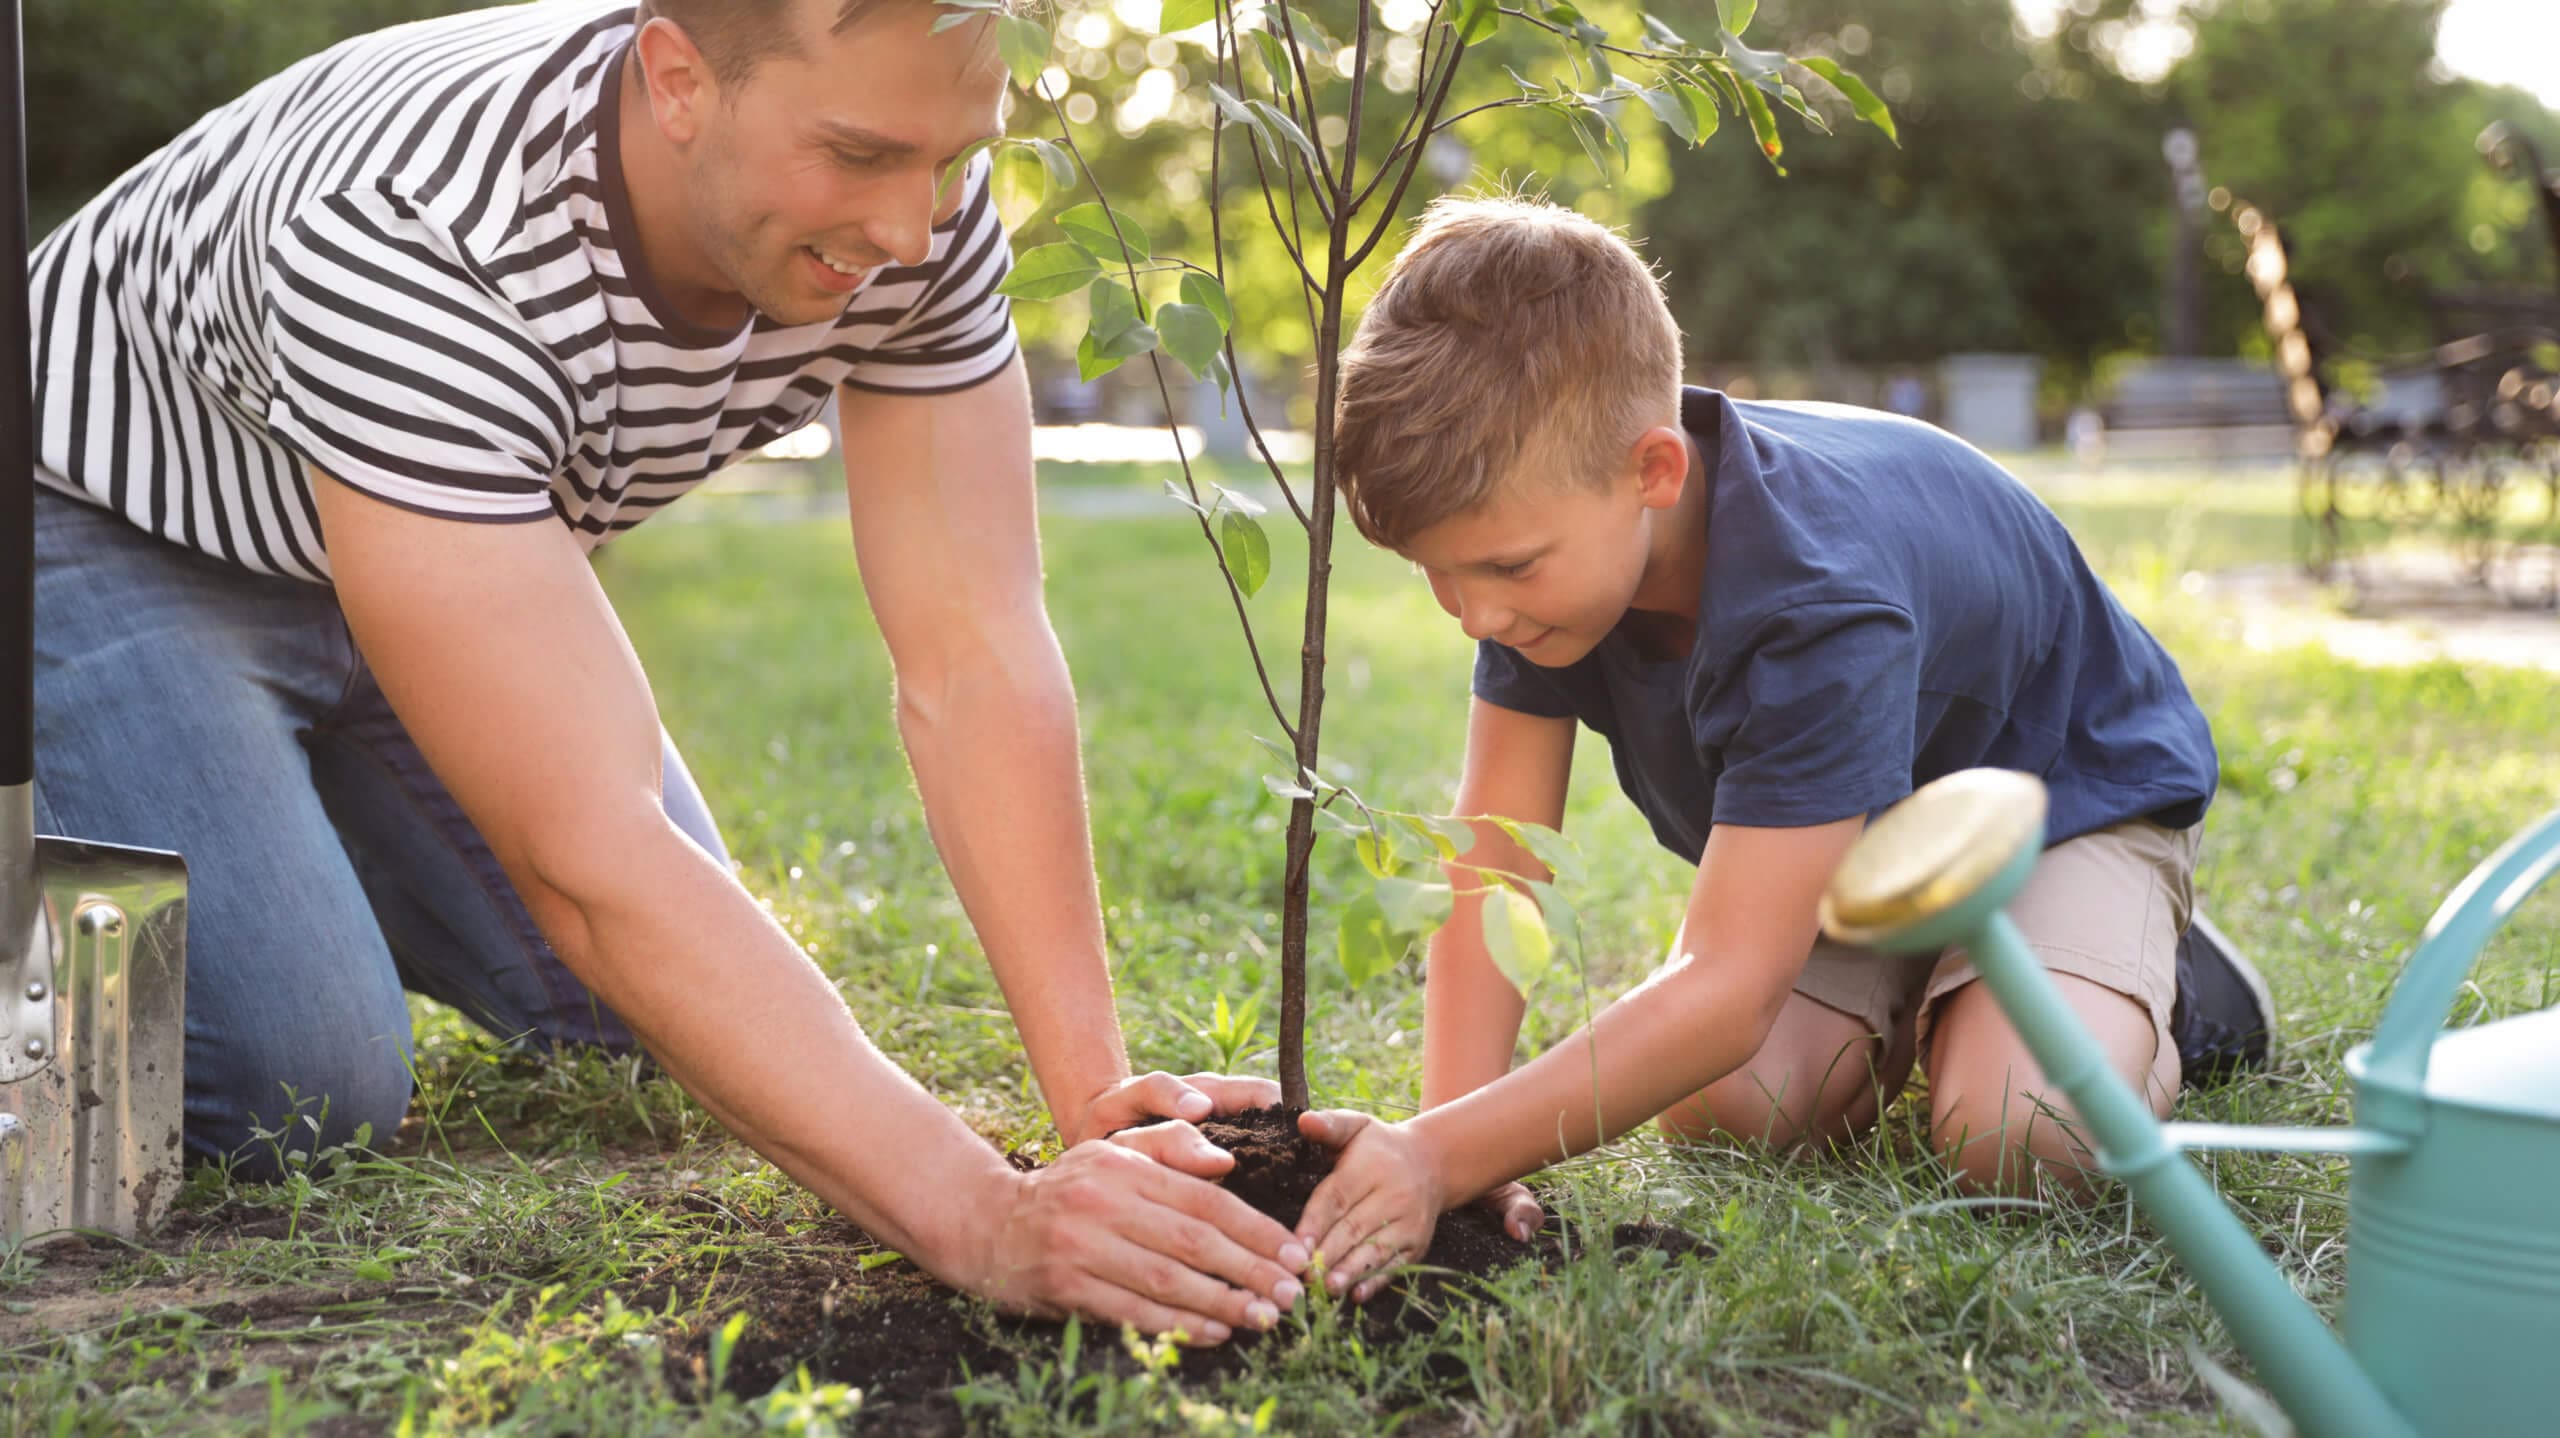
top-left (833, 358), bottom-right (1269, 1143)
top-left (1296, 815), bottom-right (1866, 1292)
top-left (1422, 702), bottom-right (1573, 1104)
top-left (312, 472), bottom-right (1302, 1340)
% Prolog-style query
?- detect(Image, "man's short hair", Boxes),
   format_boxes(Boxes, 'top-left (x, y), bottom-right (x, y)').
top-left (635, 0), bottom-right (918, 89)
top-left (1334, 193), bottom-right (1684, 550)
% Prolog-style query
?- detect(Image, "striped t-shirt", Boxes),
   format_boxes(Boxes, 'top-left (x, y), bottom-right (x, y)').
top-left (30, 0), bottom-right (1019, 583)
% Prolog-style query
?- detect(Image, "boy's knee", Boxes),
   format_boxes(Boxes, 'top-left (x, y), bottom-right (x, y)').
top-left (191, 1033), bottom-right (415, 1180)
top-left (1928, 1079), bottom-right (2101, 1200)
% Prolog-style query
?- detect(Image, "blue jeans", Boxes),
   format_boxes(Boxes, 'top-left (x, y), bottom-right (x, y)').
top-left (30, 484), bottom-right (727, 1177)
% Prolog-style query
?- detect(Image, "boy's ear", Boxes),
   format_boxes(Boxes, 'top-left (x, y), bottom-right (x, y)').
top-left (1630, 425), bottom-right (1689, 511)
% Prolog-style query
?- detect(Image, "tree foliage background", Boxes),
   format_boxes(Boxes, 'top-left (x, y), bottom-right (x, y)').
top-left (26, 0), bottom-right (2559, 397)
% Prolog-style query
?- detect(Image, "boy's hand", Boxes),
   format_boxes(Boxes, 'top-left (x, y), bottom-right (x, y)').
top-left (1065, 1070), bottom-right (1283, 1171)
top-left (1293, 1109), bottom-right (1454, 1303)
top-left (1473, 1181), bottom-right (1545, 1242)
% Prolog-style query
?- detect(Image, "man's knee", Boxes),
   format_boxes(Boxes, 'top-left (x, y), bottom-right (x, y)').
top-left (191, 1030), bottom-right (415, 1179)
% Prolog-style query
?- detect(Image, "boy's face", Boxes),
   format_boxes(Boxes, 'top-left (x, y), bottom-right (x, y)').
top-left (1397, 425), bottom-right (1694, 668)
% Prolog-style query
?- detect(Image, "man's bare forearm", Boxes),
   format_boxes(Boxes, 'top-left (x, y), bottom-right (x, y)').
top-left (523, 820), bottom-right (1019, 1279)
top-left (894, 624), bottom-right (1130, 1137)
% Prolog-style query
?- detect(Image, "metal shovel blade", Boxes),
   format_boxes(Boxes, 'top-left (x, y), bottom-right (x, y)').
top-left (2, 790), bottom-right (188, 1244)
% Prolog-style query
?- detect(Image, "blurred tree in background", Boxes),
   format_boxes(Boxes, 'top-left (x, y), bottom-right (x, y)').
top-left (23, 0), bottom-right (482, 230)
top-left (23, 0), bottom-right (2560, 400)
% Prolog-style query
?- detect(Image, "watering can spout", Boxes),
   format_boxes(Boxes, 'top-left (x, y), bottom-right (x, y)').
top-left (1823, 771), bottom-right (2415, 1438)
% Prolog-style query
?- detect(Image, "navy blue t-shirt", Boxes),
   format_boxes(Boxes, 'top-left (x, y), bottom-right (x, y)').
top-left (1473, 386), bottom-right (2217, 862)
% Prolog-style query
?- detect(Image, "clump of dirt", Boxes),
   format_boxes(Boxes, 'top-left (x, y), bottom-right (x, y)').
top-left (673, 1106), bottom-right (1710, 1433)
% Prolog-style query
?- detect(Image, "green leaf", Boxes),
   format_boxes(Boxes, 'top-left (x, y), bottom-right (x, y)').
top-left (1074, 284), bottom-right (1157, 380)
top-left (995, 243), bottom-right (1100, 301)
top-left (1453, 0), bottom-right (1501, 44)
top-left (1715, 0), bottom-right (1756, 36)
top-left (1795, 55), bottom-right (1897, 145)
top-left (1374, 876), bottom-right (1454, 935)
top-left (1264, 771), bottom-right (1315, 800)
top-left (1336, 891), bottom-right (1403, 990)
top-left (1208, 82), bottom-right (1276, 156)
top-left (1157, 0), bottom-right (1216, 34)
top-left (1563, 107), bottom-right (1614, 182)
top-left (931, 0), bottom-right (1004, 30)
top-left (1087, 277), bottom-right (1144, 340)
top-left (1396, 812), bottom-right (1478, 860)
top-left (1355, 828), bottom-right (1397, 879)
top-left (1157, 302), bottom-right (1226, 381)
top-left (1162, 477), bottom-right (1210, 517)
top-left (1058, 202), bottom-right (1149, 265)
top-left (1220, 509), bottom-right (1271, 597)
top-left (1490, 818), bottom-right (1586, 886)
top-left (1477, 883), bottom-right (1554, 991)
top-left (1248, 99), bottom-right (1324, 175)
top-left (1526, 879), bottom-right (1582, 964)
top-left (1676, 78), bottom-right (1722, 143)
top-left (995, 13), bottom-right (1050, 90)
top-left (1641, 14), bottom-right (1690, 49)
top-left (1280, 7), bottom-right (1336, 61)
top-left (1636, 86), bottom-right (1696, 144)
top-left (1738, 81), bottom-right (1784, 169)
top-left (1249, 31), bottom-right (1296, 99)
top-left (1179, 271), bottom-right (1235, 331)
top-left (1030, 137), bottom-right (1079, 194)
top-left (935, 136), bottom-right (998, 210)
top-left (1211, 482), bottom-right (1263, 515)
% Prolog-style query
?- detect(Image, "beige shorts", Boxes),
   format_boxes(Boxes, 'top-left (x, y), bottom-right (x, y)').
top-left (1794, 818), bottom-right (2200, 1067)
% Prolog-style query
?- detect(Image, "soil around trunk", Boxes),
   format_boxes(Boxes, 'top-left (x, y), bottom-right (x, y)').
top-left (673, 1107), bottom-right (1709, 1434)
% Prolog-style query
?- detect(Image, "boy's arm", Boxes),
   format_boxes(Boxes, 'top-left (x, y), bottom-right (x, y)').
top-left (1421, 698), bottom-right (1577, 1112)
top-left (1297, 815), bottom-right (1865, 1296)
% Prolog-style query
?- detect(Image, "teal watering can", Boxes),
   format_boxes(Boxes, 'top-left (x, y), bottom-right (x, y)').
top-left (1820, 769), bottom-right (2560, 1438)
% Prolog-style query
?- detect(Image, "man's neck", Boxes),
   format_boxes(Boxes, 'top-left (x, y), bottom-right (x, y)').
top-left (614, 54), bottom-right (751, 331)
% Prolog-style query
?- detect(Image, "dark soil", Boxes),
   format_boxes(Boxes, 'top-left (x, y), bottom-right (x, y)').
top-left (671, 1107), bottom-right (1710, 1434)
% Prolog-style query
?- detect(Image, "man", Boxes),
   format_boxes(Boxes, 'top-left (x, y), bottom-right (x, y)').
top-left (27, 0), bottom-right (1306, 1342)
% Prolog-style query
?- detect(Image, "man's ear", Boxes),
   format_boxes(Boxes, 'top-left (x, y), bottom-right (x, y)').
top-left (634, 16), bottom-right (719, 146)
top-left (1630, 425), bottom-right (1690, 511)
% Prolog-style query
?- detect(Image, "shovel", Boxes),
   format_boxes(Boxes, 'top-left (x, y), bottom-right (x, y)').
top-left (1, 0), bottom-right (190, 1246)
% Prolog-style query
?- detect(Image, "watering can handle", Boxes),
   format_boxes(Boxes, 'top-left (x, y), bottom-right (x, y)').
top-left (2359, 802), bottom-right (2560, 1109)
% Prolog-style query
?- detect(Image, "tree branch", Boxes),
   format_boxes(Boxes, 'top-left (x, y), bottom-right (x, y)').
top-left (1272, 2), bottom-right (1339, 201)
top-left (1047, 92), bottom-right (1298, 744)
top-left (1347, 16), bottom-right (1472, 272)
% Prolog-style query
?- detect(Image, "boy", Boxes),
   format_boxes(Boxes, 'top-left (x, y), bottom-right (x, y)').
top-left (1291, 196), bottom-right (2273, 1301)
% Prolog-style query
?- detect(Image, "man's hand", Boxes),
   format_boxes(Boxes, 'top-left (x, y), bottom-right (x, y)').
top-left (1064, 1070), bottom-right (1283, 1166)
top-left (1293, 1109), bottom-right (1470, 1304)
top-left (964, 1141), bottom-right (1310, 1344)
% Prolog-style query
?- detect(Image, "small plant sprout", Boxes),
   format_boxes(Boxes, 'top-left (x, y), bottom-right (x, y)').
top-left (946, 0), bottom-right (1891, 1105)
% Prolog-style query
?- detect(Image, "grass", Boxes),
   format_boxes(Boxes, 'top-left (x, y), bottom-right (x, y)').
top-left (5, 466), bottom-right (2557, 1433)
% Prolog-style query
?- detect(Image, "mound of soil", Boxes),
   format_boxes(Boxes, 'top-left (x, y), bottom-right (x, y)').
top-left (674, 1107), bottom-right (1709, 1433)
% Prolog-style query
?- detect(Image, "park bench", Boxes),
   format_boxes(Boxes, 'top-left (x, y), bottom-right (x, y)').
top-left (2233, 130), bottom-right (2560, 602)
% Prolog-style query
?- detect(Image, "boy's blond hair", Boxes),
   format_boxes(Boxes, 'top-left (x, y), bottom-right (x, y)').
top-left (1333, 194), bottom-right (1683, 549)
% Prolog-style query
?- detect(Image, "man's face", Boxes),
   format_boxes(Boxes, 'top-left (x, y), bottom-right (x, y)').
top-left (672, 1), bottom-right (1009, 326)
top-left (1396, 460), bottom-right (1659, 669)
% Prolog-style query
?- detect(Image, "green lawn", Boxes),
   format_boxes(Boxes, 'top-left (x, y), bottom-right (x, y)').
top-left (6, 469), bottom-right (2556, 1434)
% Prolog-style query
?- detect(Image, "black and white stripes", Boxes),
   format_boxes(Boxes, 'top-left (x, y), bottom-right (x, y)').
top-left (30, 0), bottom-right (1017, 583)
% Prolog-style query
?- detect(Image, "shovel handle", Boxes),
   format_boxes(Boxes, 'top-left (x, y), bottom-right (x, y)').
top-left (1, 0), bottom-right (31, 792)
top-left (2360, 802), bottom-right (2560, 1117)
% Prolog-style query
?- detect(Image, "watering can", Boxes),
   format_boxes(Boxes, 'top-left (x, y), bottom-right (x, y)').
top-left (1820, 768), bottom-right (2560, 1438)
top-left (0, 0), bottom-right (191, 1244)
